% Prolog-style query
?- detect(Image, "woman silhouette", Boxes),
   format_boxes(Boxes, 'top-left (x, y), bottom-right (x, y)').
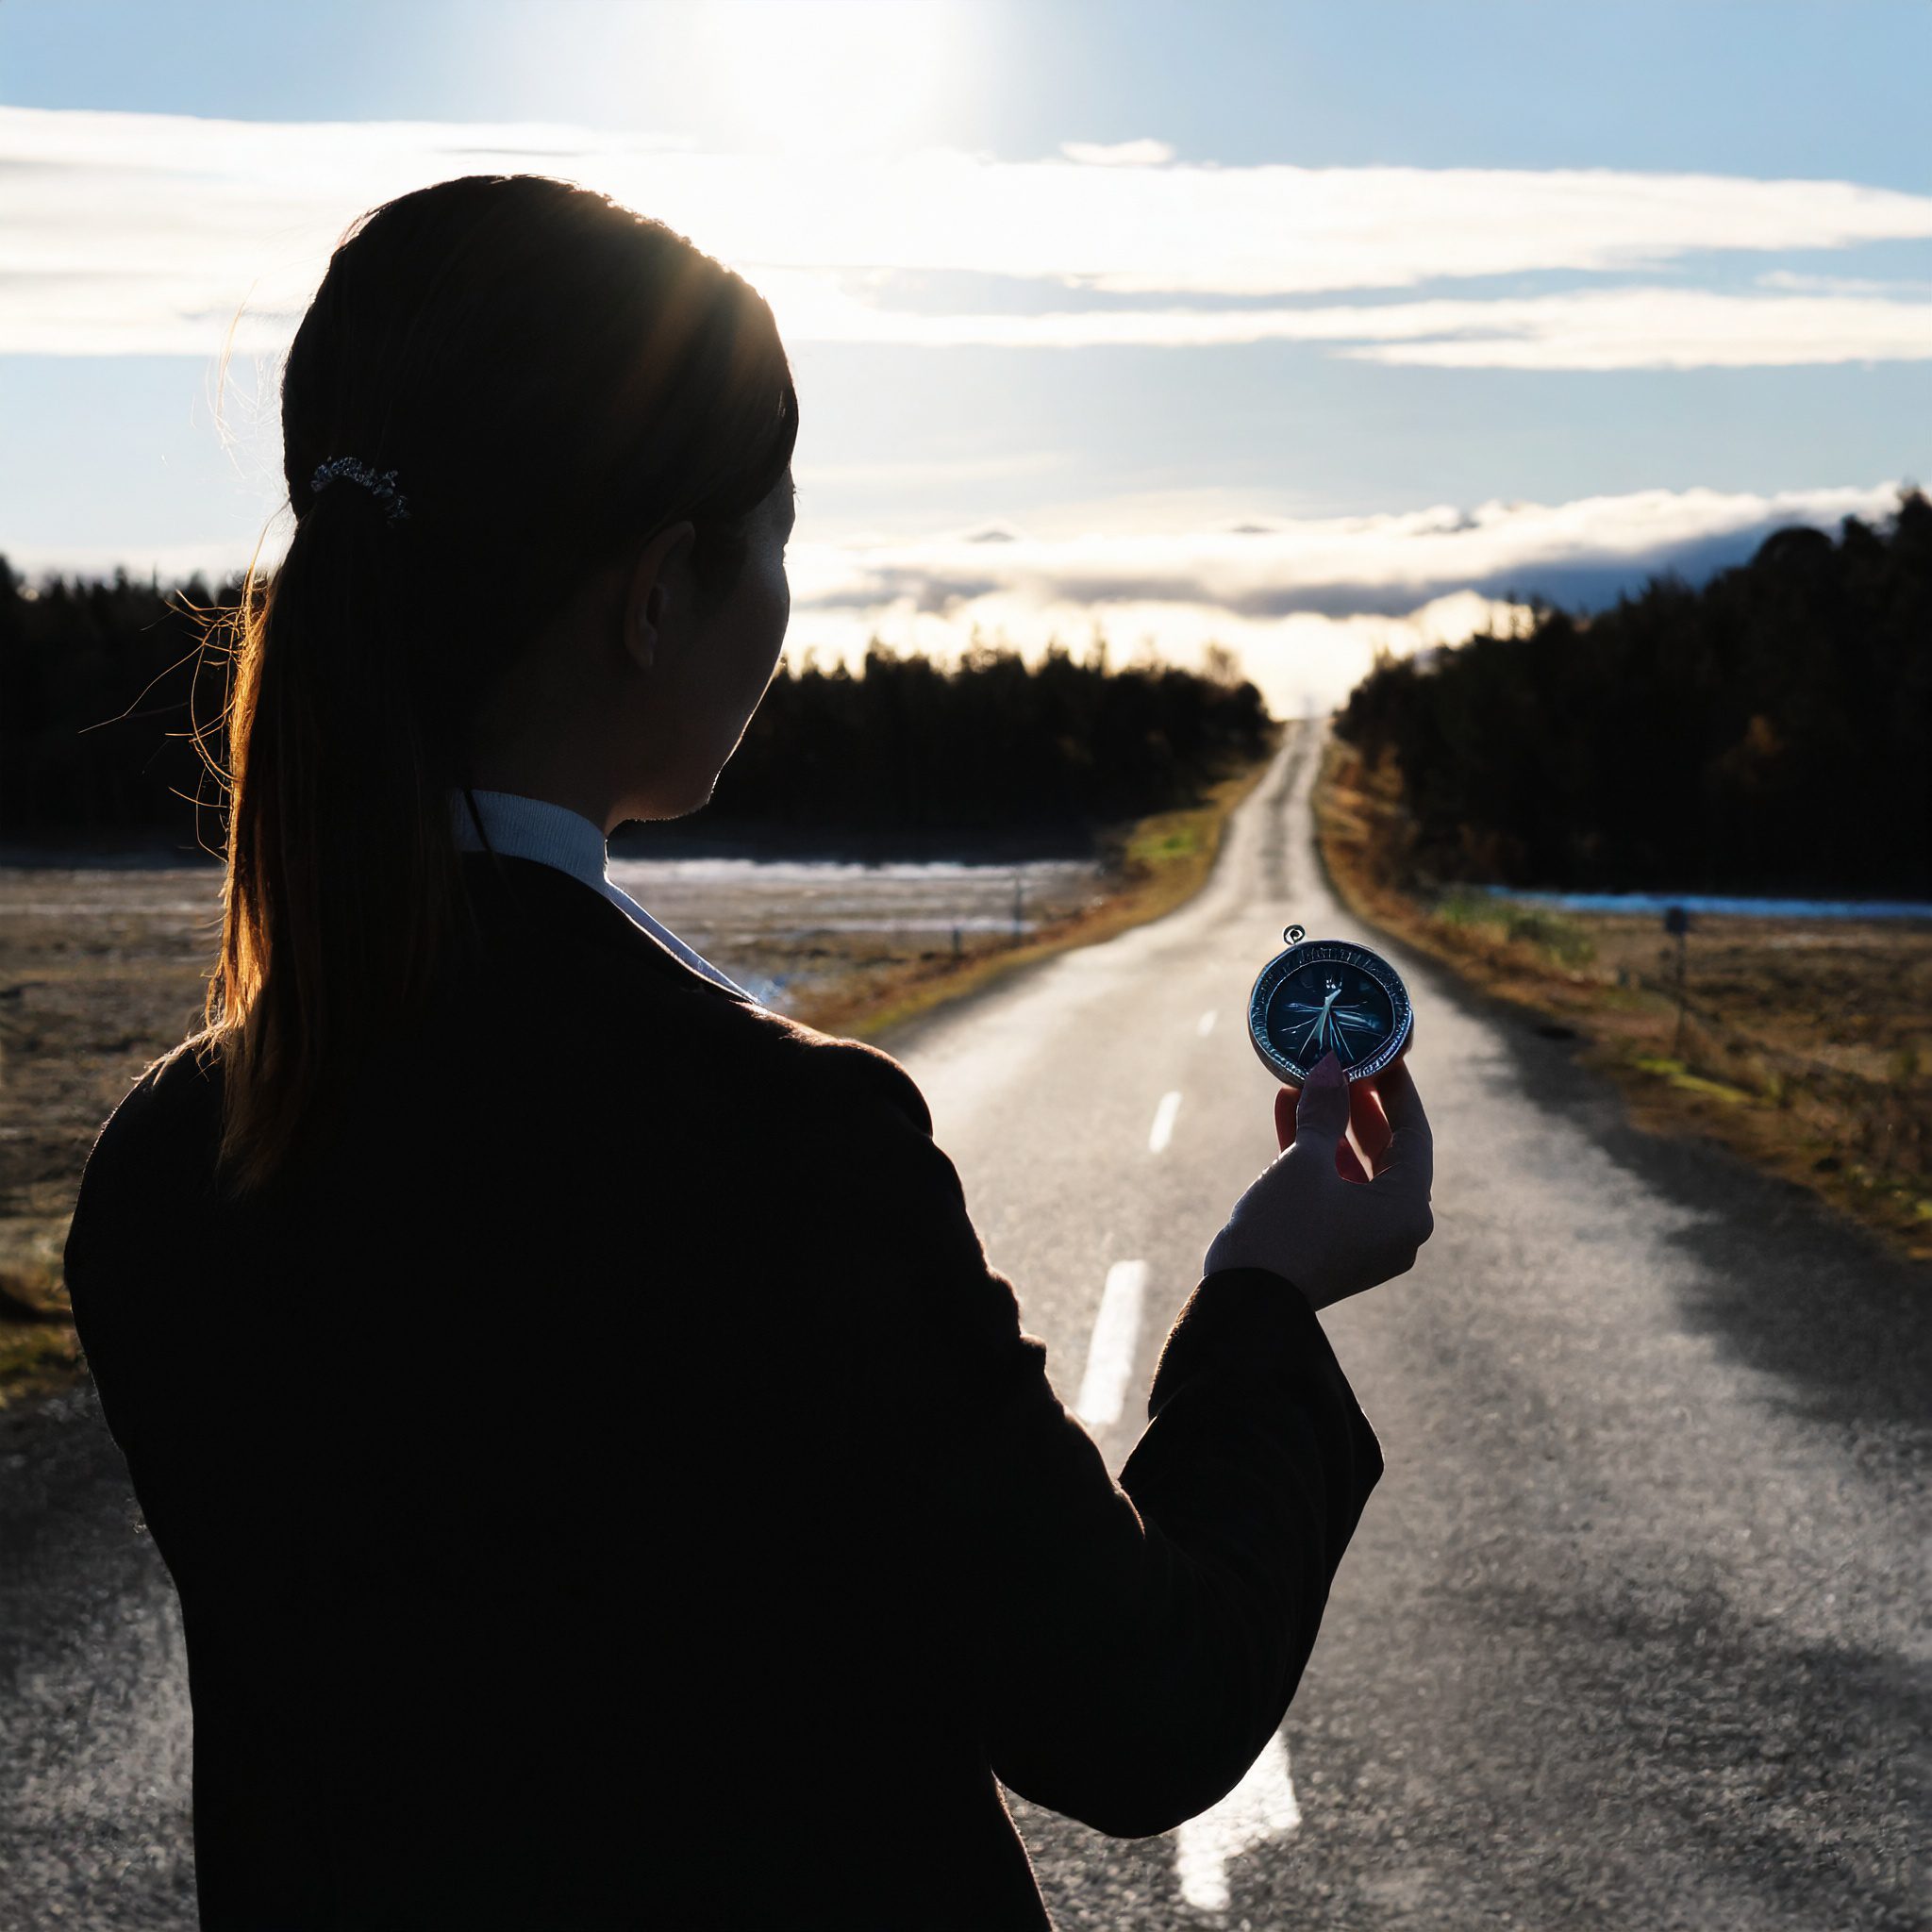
top-left (62, 175), bottom-right (1432, 1930)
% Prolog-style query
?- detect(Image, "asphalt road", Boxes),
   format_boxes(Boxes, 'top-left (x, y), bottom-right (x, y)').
top-left (3, 719), bottom-right (1925, 1929)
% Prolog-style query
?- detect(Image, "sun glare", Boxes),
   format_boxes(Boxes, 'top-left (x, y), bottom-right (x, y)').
top-left (685, 0), bottom-right (969, 155)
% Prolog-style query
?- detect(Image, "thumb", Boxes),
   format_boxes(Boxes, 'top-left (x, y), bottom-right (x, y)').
top-left (1291, 1050), bottom-right (1351, 1144)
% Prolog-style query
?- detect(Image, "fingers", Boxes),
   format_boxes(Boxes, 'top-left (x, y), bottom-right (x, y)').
top-left (1349, 1077), bottom-right (1392, 1171)
top-left (1277, 1078), bottom-right (1371, 1182)
top-left (1375, 1053), bottom-right (1431, 1140)
top-left (1371, 1053), bottom-right (1434, 1191)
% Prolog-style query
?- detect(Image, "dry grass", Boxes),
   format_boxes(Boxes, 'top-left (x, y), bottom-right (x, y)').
top-left (0, 903), bottom-right (210, 1402)
top-left (0, 742), bottom-right (1277, 1407)
top-left (1312, 735), bottom-right (1932, 1270)
top-left (791, 747), bottom-right (1280, 1041)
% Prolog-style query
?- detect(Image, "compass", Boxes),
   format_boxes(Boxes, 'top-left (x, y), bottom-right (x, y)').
top-left (1248, 924), bottom-right (1413, 1084)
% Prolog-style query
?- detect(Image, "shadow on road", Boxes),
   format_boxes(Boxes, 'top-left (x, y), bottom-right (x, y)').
top-left (1411, 943), bottom-right (1930, 1441)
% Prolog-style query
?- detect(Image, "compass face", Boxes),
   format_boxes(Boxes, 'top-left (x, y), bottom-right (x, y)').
top-left (1249, 941), bottom-right (1410, 1081)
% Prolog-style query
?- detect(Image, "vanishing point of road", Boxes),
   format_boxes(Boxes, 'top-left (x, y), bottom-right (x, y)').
top-left (3, 719), bottom-right (1924, 1928)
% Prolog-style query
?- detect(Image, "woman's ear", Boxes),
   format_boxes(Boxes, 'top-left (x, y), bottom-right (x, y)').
top-left (622, 520), bottom-right (696, 672)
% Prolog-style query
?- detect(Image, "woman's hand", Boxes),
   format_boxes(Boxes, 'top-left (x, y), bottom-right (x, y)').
top-left (1202, 1041), bottom-right (1434, 1312)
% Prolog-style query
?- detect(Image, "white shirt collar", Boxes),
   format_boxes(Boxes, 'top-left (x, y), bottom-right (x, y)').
top-left (449, 788), bottom-right (757, 1004)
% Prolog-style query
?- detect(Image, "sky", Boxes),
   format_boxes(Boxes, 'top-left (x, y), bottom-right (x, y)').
top-left (3, 0), bottom-right (1928, 718)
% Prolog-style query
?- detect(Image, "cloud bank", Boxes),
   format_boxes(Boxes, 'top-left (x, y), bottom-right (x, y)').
top-left (790, 480), bottom-right (1904, 621)
top-left (775, 478), bottom-right (1907, 718)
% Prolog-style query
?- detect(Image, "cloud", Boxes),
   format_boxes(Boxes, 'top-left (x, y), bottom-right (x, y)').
top-left (788, 480), bottom-right (1906, 623)
top-left (1058, 139), bottom-right (1176, 167)
top-left (7, 104), bottom-right (1932, 366)
top-left (777, 584), bottom-right (1530, 722)
top-left (772, 479), bottom-right (1910, 717)
top-left (755, 276), bottom-right (1932, 366)
top-left (1330, 288), bottom-right (1932, 369)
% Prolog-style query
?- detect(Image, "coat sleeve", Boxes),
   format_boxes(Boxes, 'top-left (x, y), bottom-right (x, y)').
top-left (784, 1034), bottom-right (1385, 1839)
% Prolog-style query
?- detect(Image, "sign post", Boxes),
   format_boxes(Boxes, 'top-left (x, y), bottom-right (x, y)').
top-left (1664, 905), bottom-right (1691, 1058)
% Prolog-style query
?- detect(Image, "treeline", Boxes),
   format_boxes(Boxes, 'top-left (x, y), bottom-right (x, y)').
top-left (1334, 490), bottom-right (1932, 898)
top-left (0, 558), bottom-right (1273, 850)
top-left (697, 637), bottom-right (1270, 845)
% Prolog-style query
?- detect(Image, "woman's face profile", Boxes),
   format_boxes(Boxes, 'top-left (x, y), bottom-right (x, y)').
top-left (616, 461), bottom-right (796, 825)
top-left (463, 462), bottom-right (796, 833)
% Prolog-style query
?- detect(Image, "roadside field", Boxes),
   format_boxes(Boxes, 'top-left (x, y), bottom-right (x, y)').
top-left (0, 743), bottom-right (1277, 1405)
top-left (1312, 734), bottom-right (1932, 1270)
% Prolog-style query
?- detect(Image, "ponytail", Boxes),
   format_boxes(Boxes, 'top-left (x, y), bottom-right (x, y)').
top-left (192, 474), bottom-right (472, 1195)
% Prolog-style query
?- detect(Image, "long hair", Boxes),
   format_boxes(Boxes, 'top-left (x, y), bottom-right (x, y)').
top-left (177, 175), bottom-right (798, 1199)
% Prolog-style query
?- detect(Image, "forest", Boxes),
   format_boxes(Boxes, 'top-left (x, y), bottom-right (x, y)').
top-left (11, 490), bottom-right (1923, 880)
top-left (0, 557), bottom-right (1273, 853)
top-left (1333, 489), bottom-right (1932, 898)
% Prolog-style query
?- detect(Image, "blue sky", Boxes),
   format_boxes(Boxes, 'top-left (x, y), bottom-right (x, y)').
top-left (4, 0), bottom-right (1928, 715)
top-left (8, 0), bottom-right (1930, 186)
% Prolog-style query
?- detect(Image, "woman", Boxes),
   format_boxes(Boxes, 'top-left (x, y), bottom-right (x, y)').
top-left (62, 175), bottom-right (1433, 1930)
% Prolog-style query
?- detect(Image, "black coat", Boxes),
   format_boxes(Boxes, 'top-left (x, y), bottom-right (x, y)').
top-left (62, 850), bottom-right (1384, 1930)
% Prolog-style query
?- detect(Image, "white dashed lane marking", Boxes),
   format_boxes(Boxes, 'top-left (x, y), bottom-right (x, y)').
top-left (1074, 1260), bottom-right (1148, 1428)
top-left (1173, 1732), bottom-right (1302, 1911)
top-left (1124, 1061), bottom-right (1301, 1904)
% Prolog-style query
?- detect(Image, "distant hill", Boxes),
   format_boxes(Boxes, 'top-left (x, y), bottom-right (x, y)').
top-left (1332, 490), bottom-right (1931, 898)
